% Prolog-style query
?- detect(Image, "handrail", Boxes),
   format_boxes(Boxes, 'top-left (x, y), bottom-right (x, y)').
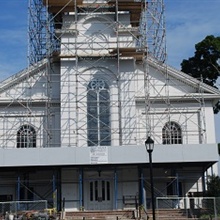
top-left (156, 196), bottom-right (218, 220)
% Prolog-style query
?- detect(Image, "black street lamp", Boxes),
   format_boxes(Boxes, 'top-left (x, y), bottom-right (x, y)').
top-left (145, 136), bottom-right (156, 220)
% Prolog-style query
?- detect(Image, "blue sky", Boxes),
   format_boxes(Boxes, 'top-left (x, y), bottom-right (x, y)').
top-left (0, 1), bottom-right (27, 79)
top-left (0, 0), bottom-right (219, 140)
top-left (166, 0), bottom-right (220, 69)
top-left (165, 0), bottom-right (220, 143)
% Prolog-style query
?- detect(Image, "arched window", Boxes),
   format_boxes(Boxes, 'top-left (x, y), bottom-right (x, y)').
top-left (87, 78), bottom-right (111, 146)
top-left (162, 121), bottom-right (182, 144)
top-left (17, 125), bottom-right (36, 148)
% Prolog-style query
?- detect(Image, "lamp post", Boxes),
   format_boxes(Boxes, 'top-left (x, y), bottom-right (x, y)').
top-left (145, 136), bottom-right (156, 220)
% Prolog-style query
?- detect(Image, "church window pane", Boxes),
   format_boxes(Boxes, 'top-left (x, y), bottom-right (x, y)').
top-left (87, 79), bottom-right (111, 146)
top-left (162, 121), bottom-right (182, 144)
top-left (17, 125), bottom-right (36, 148)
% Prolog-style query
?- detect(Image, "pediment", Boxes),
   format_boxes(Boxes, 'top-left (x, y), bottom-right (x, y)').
top-left (0, 59), bottom-right (48, 102)
top-left (147, 58), bottom-right (220, 102)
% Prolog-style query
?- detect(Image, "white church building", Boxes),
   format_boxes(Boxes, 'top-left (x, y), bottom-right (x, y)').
top-left (0, 0), bottom-right (219, 212)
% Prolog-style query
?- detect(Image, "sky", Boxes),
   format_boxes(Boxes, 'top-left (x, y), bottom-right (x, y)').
top-left (165, 0), bottom-right (220, 69)
top-left (0, 1), bottom-right (27, 79)
top-left (0, 0), bottom-right (219, 140)
top-left (164, 0), bottom-right (220, 143)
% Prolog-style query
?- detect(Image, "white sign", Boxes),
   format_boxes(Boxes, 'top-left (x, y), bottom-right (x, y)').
top-left (90, 146), bottom-right (108, 164)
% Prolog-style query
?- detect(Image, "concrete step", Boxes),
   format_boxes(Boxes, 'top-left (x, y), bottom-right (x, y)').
top-left (144, 209), bottom-right (191, 220)
top-left (64, 210), bottom-right (135, 220)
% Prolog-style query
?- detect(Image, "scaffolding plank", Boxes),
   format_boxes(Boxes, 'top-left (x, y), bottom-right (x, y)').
top-left (43, 0), bottom-right (76, 7)
top-left (43, 0), bottom-right (83, 13)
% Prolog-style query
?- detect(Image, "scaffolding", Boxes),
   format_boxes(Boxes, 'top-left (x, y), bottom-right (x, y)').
top-left (0, 0), bottom-right (207, 149)
top-left (0, 0), bottom-right (214, 210)
top-left (28, 0), bottom-right (167, 63)
top-left (26, 0), bottom-right (162, 147)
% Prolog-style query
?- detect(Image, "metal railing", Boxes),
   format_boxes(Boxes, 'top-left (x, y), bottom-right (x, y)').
top-left (156, 197), bottom-right (220, 220)
top-left (0, 200), bottom-right (48, 219)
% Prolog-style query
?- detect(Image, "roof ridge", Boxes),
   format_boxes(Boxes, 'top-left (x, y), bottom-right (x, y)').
top-left (0, 59), bottom-right (47, 93)
top-left (147, 57), bottom-right (220, 95)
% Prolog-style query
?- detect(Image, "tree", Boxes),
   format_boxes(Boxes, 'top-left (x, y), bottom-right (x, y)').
top-left (181, 35), bottom-right (220, 113)
top-left (206, 175), bottom-right (220, 197)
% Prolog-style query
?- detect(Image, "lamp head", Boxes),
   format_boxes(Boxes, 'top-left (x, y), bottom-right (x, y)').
top-left (145, 136), bottom-right (154, 153)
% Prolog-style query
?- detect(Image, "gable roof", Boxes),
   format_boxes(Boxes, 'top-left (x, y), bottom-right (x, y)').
top-left (0, 57), bottom-right (219, 103)
top-left (0, 59), bottom-right (47, 94)
top-left (147, 57), bottom-right (220, 102)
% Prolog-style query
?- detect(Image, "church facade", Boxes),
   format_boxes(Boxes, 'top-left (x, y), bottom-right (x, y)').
top-left (0, 0), bottom-right (219, 212)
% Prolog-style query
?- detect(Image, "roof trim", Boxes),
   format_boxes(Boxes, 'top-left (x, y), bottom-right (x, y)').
top-left (0, 59), bottom-right (47, 94)
top-left (148, 57), bottom-right (220, 96)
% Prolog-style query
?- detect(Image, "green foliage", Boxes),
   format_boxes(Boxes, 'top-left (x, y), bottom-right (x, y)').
top-left (181, 35), bottom-right (220, 113)
top-left (206, 175), bottom-right (220, 197)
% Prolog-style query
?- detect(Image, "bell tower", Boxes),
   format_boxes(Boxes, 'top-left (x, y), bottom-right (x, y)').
top-left (28, 0), bottom-right (166, 147)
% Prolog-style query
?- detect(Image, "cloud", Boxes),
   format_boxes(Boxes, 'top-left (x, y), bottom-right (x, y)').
top-left (165, 0), bottom-right (220, 142)
top-left (165, 0), bottom-right (220, 69)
